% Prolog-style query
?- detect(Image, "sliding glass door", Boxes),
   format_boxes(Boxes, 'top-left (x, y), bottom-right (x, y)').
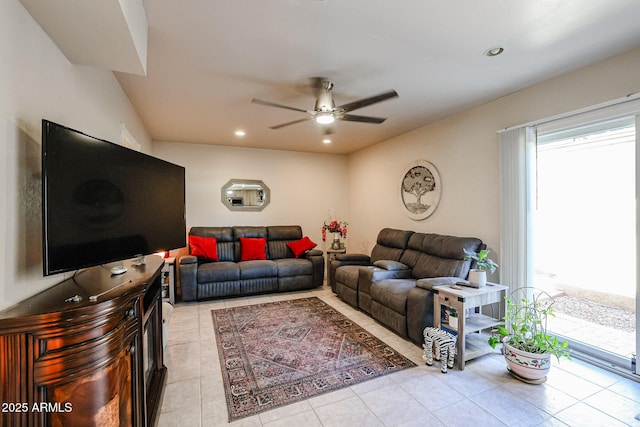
top-left (533, 116), bottom-right (637, 370)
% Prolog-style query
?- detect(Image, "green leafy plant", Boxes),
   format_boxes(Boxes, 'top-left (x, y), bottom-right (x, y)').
top-left (463, 248), bottom-right (498, 273)
top-left (488, 289), bottom-right (570, 361)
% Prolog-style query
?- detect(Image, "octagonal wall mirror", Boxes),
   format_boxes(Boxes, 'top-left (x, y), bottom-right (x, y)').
top-left (221, 179), bottom-right (270, 211)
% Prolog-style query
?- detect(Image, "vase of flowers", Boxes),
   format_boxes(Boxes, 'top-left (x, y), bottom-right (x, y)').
top-left (322, 218), bottom-right (348, 249)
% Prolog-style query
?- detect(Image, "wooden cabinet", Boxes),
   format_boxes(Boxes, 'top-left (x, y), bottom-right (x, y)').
top-left (0, 256), bottom-right (166, 427)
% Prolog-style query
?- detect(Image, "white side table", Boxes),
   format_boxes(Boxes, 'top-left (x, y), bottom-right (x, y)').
top-left (433, 282), bottom-right (507, 370)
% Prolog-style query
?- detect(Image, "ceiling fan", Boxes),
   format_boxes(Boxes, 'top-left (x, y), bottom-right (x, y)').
top-left (251, 78), bottom-right (398, 131)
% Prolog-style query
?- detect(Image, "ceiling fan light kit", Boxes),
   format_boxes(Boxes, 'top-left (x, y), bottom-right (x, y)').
top-left (315, 112), bottom-right (335, 124)
top-left (252, 78), bottom-right (398, 133)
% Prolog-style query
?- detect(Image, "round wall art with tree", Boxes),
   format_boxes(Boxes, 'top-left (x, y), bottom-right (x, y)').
top-left (400, 160), bottom-right (441, 220)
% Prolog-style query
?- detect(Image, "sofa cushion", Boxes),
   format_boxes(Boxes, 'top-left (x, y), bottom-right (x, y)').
top-left (189, 227), bottom-right (235, 261)
top-left (370, 279), bottom-right (416, 314)
top-left (422, 234), bottom-right (483, 259)
top-left (239, 260), bottom-right (277, 279)
top-left (377, 228), bottom-right (414, 249)
top-left (335, 265), bottom-right (361, 290)
top-left (373, 260), bottom-right (409, 271)
top-left (369, 228), bottom-right (414, 264)
top-left (267, 225), bottom-right (304, 259)
top-left (189, 235), bottom-right (218, 261)
top-left (408, 234), bottom-right (483, 279)
top-left (412, 253), bottom-right (470, 279)
top-left (274, 258), bottom-right (313, 277)
top-left (287, 236), bottom-right (317, 258)
top-left (267, 225), bottom-right (303, 240)
top-left (240, 237), bottom-right (267, 261)
top-left (197, 261), bottom-right (240, 283)
top-left (370, 245), bottom-right (405, 264)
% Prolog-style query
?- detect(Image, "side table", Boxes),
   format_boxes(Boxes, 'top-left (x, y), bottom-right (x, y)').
top-left (161, 256), bottom-right (176, 305)
top-left (433, 282), bottom-right (507, 370)
top-left (325, 248), bottom-right (346, 285)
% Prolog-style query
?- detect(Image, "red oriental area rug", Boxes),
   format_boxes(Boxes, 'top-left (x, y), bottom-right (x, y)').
top-left (211, 297), bottom-right (416, 421)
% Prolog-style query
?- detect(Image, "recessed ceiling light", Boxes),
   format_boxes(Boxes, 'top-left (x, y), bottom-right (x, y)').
top-left (234, 130), bottom-right (246, 137)
top-left (484, 46), bottom-right (504, 57)
top-left (322, 139), bottom-right (331, 144)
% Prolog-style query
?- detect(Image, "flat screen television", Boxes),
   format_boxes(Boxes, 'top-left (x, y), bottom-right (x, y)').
top-left (42, 119), bottom-right (186, 276)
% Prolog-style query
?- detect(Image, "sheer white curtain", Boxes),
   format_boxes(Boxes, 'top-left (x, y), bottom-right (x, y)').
top-left (498, 126), bottom-right (536, 295)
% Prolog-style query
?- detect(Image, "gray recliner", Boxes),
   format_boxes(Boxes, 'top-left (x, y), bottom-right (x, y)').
top-left (331, 228), bottom-right (485, 345)
top-left (331, 228), bottom-right (413, 313)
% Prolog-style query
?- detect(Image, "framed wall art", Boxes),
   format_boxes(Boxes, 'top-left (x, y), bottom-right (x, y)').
top-left (399, 160), bottom-right (441, 220)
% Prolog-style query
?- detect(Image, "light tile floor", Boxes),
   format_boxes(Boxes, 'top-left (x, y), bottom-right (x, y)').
top-left (158, 286), bottom-right (640, 426)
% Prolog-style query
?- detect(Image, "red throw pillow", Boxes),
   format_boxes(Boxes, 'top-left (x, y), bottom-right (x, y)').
top-left (287, 236), bottom-right (317, 258)
top-left (189, 235), bottom-right (218, 261)
top-left (240, 237), bottom-right (267, 261)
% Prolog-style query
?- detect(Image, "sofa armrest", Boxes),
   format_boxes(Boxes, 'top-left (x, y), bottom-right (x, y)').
top-left (180, 255), bottom-right (198, 265)
top-left (328, 253), bottom-right (372, 291)
top-left (415, 277), bottom-right (460, 291)
top-left (358, 265), bottom-right (413, 297)
top-left (306, 249), bottom-right (324, 257)
top-left (405, 277), bottom-right (464, 343)
top-left (336, 253), bottom-right (371, 263)
top-left (179, 255), bottom-right (198, 301)
top-left (305, 250), bottom-right (325, 286)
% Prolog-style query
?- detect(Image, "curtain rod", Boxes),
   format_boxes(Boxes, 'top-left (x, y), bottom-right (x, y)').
top-left (498, 92), bottom-right (640, 133)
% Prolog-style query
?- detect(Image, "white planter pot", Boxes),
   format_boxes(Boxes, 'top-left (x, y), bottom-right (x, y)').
top-left (502, 338), bottom-right (551, 381)
top-left (468, 269), bottom-right (487, 287)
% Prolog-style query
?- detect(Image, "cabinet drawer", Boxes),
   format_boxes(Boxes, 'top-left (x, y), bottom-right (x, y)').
top-left (33, 316), bottom-right (139, 385)
top-left (32, 300), bottom-right (138, 355)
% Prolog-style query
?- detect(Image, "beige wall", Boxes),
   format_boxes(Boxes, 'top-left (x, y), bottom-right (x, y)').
top-left (152, 142), bottom-right (349, 248)
top-left (0, 1), bottom-right (151, 309)
top-left (346, 47), bottom-right (640, 278)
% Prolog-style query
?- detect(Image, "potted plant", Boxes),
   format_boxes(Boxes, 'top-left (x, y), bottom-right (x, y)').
top-left (488, 288), bottom-right (570, 382)
top-left (463, 248), bottom-right (498, 286)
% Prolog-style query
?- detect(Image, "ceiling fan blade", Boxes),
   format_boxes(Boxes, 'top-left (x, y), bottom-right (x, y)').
top-left (336, 90), bottom-right (399, 113)
top-left (251, 98), bottom-right (309, 114)
top-left (339, 114), bottom-right (387, 124)
top-left (269, 117), bottom-right (313, 129)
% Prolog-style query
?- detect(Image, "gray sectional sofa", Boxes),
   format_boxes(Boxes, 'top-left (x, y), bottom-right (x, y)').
top-left (180, 225), bottom-right (324, 301)
top-left (329, 228), bottom-right (485, 345)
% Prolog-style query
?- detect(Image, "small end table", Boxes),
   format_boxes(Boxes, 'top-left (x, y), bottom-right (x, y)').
top-left (433, 282), bottom-right (507, 370)
top-left (325, 248), bottom-right (346, 285)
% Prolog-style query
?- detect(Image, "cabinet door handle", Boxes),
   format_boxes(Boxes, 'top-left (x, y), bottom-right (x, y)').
top-left (129, 345), bottom-right (135, 354)
top-left (126, 308), bottom-right (135, 319)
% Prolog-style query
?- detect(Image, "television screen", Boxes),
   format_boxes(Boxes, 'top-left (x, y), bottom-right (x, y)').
top-left (42, 120), bottom-right (186, 276)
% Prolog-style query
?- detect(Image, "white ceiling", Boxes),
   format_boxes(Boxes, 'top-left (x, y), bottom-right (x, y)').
top-left (26, 0), bottom-right (640, 154)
